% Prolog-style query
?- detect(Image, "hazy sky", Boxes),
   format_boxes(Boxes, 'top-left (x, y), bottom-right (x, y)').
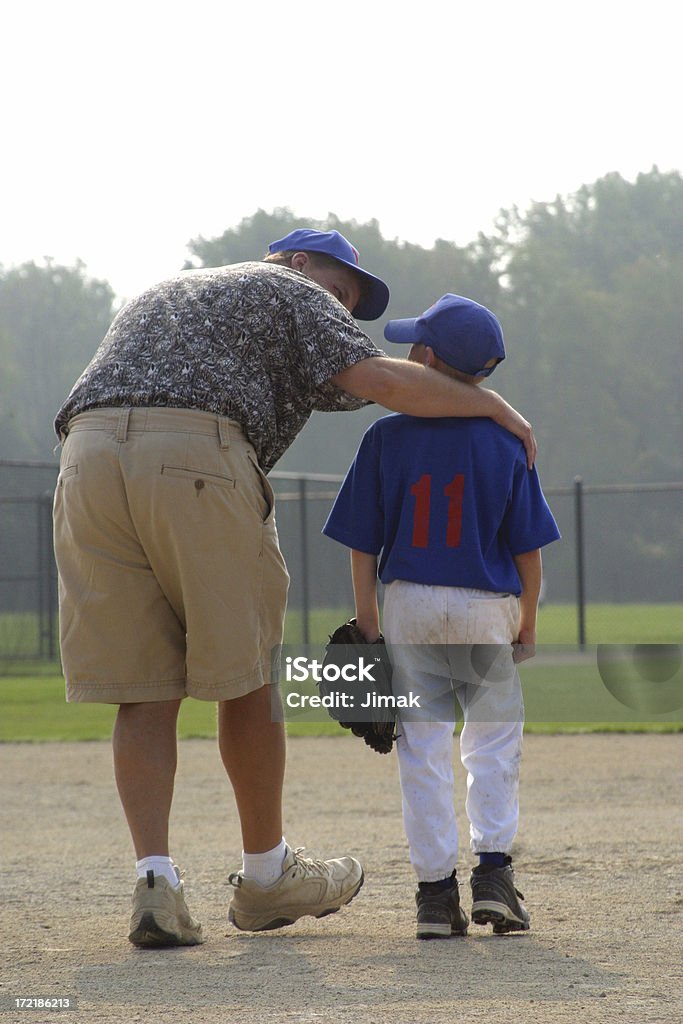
top-left (3, 0), bottom-right (680, 302)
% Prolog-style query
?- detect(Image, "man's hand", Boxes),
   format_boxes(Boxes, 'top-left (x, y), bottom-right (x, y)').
top-left (488, 393), bottom-right (537, 469)
top-left (331, 358), bottom-right (537, 468)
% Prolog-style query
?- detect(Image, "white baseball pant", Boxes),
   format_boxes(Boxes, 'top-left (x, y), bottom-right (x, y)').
top-left (382, 580), bottom-right (524, 882)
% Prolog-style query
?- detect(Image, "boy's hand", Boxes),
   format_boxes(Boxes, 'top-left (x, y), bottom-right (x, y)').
top-left (321, 619), bottom-right (396, 754)
top-left (513, 626), bottom-right (536, 663)
top-left (355, 615), bottom-right (381, 643)
top-left (351, 550), bottom-right (381, 642)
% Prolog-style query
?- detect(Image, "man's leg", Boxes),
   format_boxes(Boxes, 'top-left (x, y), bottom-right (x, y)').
top-left (113, 699), bottom-right (182, 858)
top-left (218, 685), bottom-right (285, 853)
top-left (221, 684), bottom-right (364, 932)
top-left (113, 698), bottom-right (204, 947)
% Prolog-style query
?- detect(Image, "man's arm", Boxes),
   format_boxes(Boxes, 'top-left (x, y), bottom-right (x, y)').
top-left (512, 549), bottom-right (543, 662)
top-left (350, 550), bottom-right (381, 642)
top-left (332, 356), bottom-right (537, 468)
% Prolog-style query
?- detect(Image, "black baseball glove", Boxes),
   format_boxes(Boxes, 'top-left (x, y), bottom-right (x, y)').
top-left (320, 618), bottom-right (396, 755)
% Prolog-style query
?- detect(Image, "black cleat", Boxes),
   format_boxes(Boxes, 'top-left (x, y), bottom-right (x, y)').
top-left (415, 874), bottom-right (469, 939)
top-left (470, 860), bottom-right (530, 934)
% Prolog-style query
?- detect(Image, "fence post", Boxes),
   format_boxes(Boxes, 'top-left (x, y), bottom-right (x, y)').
top-left (36, 492), bottom-right (57, 661)
top-left (574, 476), bottom-right (586, 650)
top-left (298, 477), bottom-right (310, 645)
top-left (42, 491), bottom-right (57, 661)
top-left (37, 495), bottom-right (47, 659)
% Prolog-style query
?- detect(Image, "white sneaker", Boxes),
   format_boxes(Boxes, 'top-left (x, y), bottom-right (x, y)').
top-left (128, 869), bottom-right (204, 948)
top-left (228, 846), bottom-right (364, 931)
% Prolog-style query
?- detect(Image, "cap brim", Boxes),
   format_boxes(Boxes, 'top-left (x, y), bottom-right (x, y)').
top-left (347, 266), bottom-right (390, 321)
top-left (383, 317), bottom-right (420, 343)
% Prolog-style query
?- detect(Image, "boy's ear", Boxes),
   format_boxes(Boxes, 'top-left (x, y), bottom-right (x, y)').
top-left (424, 346), bottom-right (437, 368)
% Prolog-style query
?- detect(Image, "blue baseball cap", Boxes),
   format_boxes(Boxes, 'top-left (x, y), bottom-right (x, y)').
top-left (384, 294), bottom-right (505, 376)
top-left (268, 228), bottom-right (390, 320)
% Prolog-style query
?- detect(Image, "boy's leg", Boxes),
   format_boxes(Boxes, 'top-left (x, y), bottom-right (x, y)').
top-left (460, 666), bottom-right (524, 858)
top-left (384, 582), bottom-right (459, 879)
top-left (384, 582), bottom-right (468, 938)
top-left (459, 684), bottom-right (524, 855)
top-left (448, 593), bottom-right (523, 852)
top-left (453, 592), bottom-right (530, 932)
top-left (396, 717), bottom-right (459, 881)
top-left (461, 684), bottom-right (529, 932)
top-left (462, 716), bottom-right (524, 855)
top-left (395, 712), bottom-right (470, 939)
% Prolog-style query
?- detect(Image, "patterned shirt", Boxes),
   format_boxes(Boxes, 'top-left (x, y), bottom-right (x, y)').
top-left (54, 262), bottom-right (384, 472)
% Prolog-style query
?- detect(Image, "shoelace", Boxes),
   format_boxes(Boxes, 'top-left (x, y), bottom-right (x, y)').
top-left (227, 847), bottom-right (339, 887)
top-left (419, 880), bottom-right (460, 897)
top-left (473, 868), bottom-right (525, 902)
top-left (289, 848), bottom-right (330, 878)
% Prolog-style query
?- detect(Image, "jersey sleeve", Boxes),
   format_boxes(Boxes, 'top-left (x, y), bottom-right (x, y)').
top-left (322, 427), bottom-right (384, 554)
top-left (501, 455), bottom-right (561, 555)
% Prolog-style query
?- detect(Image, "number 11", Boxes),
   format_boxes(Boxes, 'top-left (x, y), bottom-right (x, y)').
top-left (410, 474), bottom-right (465, 549)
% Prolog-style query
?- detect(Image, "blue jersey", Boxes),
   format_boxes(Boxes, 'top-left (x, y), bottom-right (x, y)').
top-left (323, 414), bottom-right (560, 595)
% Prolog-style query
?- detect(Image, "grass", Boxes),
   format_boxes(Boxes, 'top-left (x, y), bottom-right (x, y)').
top-left (283, 603), bottom-right (683, 646)
top-left (1, 657), bottom-right (680, 743)
top-left (1, 603), bottom-right (680, 741)
top-left (536, 603), bottom-right (683, 645)
top-left (0, 676), bottom-right (119, 742)
top-left (1, 603), bottom-right (681, 664)
top-left (0, 674), bottom-right (348, 742)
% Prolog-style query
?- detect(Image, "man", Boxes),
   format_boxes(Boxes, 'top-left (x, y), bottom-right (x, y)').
top-left (53, 228), bottom-right (536, 948)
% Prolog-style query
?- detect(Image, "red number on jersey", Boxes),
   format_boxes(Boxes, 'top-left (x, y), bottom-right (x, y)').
top-left (410, 473), bottom-right (465, 548)
top-left (410, 474), bottom-right (431, 548)
top-left (444, 474), bottom-right (465, 548)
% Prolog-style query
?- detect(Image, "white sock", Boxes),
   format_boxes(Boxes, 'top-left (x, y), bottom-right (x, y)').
top-left (242, 838), bottom-right (288, 886)
top-left (136, 855), bottom-right (180, 889)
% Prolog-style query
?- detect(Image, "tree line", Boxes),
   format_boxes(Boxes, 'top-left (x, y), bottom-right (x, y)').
top-left (0, 167), bottom-right (681, 603)
top-left (1, 167), bottom-right (681, 488)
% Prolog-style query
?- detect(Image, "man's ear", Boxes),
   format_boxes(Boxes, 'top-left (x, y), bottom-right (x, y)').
top-left (290, 252), bottom-right (310, 272)
top-left (424, 346), bottom-right (438, 368)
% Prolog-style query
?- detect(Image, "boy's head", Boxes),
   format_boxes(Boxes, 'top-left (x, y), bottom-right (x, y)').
top-left (384, 294), bottom-right (505, 383)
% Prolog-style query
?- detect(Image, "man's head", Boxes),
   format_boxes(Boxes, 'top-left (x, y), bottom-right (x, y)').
top-left (265, 228), bottom-right (390, 320)
top-left (384, 294), bottom-right (505, 383)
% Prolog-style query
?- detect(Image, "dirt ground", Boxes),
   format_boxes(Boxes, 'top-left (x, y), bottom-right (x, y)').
top-left (1, 734), bottom-right (681, 1024)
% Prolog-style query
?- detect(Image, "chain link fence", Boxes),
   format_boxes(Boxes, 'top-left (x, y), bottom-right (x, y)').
top-left (1, 459), bottom-right (681, 666)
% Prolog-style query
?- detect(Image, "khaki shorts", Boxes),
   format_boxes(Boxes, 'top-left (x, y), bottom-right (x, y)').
top-left (53, 408), bottom-right (290, 703)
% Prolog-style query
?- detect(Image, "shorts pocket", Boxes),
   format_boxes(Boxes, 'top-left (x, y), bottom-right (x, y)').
top-left (246, 454), bottom-right (275, 524)
top-left (57, 464), bottom-right (79, 485)
top-left (161, 465), bottom-right (236, 488)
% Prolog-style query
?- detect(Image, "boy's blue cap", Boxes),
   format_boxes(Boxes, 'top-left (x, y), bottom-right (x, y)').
top-left (384, 294), bottom-right (505, 376)
top-left (268, 228), bottom-right (390, 321)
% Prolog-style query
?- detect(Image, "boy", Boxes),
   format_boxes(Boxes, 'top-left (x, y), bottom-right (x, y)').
top-left (322, 294), bottom-right (560, 939)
